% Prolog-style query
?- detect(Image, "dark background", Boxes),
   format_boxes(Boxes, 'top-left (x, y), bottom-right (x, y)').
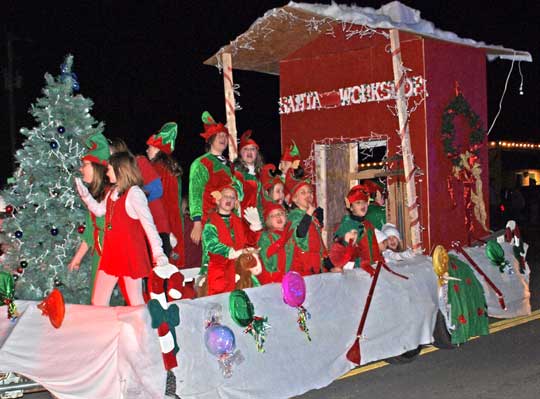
top-left (1, 0), bottom-right (538, 187)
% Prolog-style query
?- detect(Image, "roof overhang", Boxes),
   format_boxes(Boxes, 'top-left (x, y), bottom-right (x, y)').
top-left (204, 2), bottom-right (532, 76)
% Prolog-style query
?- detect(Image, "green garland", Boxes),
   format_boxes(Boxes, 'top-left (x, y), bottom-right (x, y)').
top-left (441, 93), bottom-right (485, 166)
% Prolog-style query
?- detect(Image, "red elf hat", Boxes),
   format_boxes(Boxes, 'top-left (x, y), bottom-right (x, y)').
top-left (238, 130), bottom-right (259, 151)
top-left (200, 111), bottom-right (228, 142)
top-left (284, 168), bottom-right (311, 199)
top-left (346, 184), bottom-right (370, 205)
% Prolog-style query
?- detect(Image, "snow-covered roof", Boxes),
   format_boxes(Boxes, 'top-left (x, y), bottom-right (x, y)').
top-left (204, 1), bottom-right (532, 75)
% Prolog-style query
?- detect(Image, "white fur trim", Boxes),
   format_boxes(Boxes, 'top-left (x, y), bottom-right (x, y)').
top-left (168, 288), bottom-right (182, 300)
top-left (153, 264), bottom-right (179, 279)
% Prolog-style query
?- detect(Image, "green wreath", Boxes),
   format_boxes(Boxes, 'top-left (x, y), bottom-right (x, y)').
top-left (441, 93), bottom-right (485, 166)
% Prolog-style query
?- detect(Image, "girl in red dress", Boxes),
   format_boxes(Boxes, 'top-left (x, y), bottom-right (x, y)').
top-left (76, 151), bottom-right (168, 306)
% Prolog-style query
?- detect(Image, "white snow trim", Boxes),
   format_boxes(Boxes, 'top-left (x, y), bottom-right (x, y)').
top-left (288, 1), bottom-right (532, 62)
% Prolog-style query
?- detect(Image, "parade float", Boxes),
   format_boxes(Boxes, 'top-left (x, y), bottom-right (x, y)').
top-left (0, 2), bottom-right (533, 399)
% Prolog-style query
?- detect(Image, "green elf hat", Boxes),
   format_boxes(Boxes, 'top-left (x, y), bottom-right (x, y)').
top-left (200, 111), bottom-right (228, 142)
top-left (146, 122), bottom-right (178, 154)
top-left (81, 133), bottom-right (110, 166)
top-left (281, 140), bottom-right (300, 162)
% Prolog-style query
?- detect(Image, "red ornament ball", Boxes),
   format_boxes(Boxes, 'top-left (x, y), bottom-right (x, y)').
top-left (77, 225), bottom-right (85, 234)
top-left (17, 267), bottom-right (24, 274)
top-left (5, 205), bottom-right (14, 214)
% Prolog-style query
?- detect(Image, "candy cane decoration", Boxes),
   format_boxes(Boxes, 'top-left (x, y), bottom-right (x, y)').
top-left (221, 52), bottom-right (238, 161)
top-left (147, 263), bottom-right (184, 370)
top-left (389, 29), bottom-right (422, 253)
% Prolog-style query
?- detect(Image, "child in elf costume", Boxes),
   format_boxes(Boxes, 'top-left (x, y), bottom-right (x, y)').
top-left (189, 111), bottom-right (241, 246)
top-left (68, 133), bottom-right (110, 300)
top-left (260, 164), bottom-right (286, 207)
top-left (201, 184), bottom-right (253, 296)
top-left (363, 179), bottom-right (387, 230)
top-left (257, 200), bottom-right (294, 284)
top-left (279, 141), bottom-right (301, 178)
top-left (285, 170), bottom-right (334, 275)
top-left (332, 184), bottom-right (382, 273)
top-left (329, 218), bottom-right (376, 276)
top-left (76, 151), bottom-right (169, 306)
top-left (232, 130), bottom-right (264, 215)
top-left (146, 122), bottom-right (185, 267)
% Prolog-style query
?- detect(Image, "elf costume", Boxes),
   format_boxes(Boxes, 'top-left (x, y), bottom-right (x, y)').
top-left (335, 185), bottom-right (381, 271)
top-left (147, 122), bottom-right (185, 267)
top-left (363, 180), bottom-right (386, 230)
top-left (201, 185), bottom-right (249, 296)
top-left (234, 130), bottom-right (262, 214)
top-left (189, 112), bottom-right (241, 224)
top-left (285, 170), bottom-right (327, 276)
top-left (257, 201), bottom-right (294, 284)
top-left (80, 133), bottom-right (109, 298)
top-left (260, 163), bottom-right (285, 208)
top-left (280, 141), bottom-right (301, 173)
top-left (329, 217), bottom-right (376, 276)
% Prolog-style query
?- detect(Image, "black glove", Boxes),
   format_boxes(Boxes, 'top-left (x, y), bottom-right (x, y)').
top-left (313, 207), bottom-right (324, 227)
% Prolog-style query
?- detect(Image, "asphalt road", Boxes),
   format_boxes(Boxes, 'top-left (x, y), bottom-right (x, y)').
top-left (297, 316), bottom-right (540, 399)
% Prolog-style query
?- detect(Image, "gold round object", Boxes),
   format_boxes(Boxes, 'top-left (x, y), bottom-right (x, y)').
top-left (432, 245), bottom-right (449, 286)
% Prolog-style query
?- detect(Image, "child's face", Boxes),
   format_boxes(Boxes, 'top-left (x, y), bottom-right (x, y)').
top-left (292, 184), bottom-right (313, 210)
top-left (106, 164), bottom-right (117, 184)
top-left (387, 235), bottom-right (400, 250)
top-left (350, 200), bottom-right (368, 217)
top-left (266, 209), bottom-right (287, 231)
top-left (210, 132), bottom-right (229, 154)
top-left (217, 188), bottom-right (237, 214)
top-left (240, 145), bottom-right (258, 166)
top-left (344, 229), bottom-right (358, 244)
top-left (378, 239), bottom-right (388, 252)
top-left (146, 145), bottom-right (160, 161)
top-left (271, 183), bottom-right (285, 203)
top-left (79, 160), bottom-right (94, 184)
top-left (279, 160), bottom-right (292, 174)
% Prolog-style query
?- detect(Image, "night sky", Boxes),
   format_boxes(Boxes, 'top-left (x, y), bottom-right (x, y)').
top-left (1, 0), bottom-right (538, 186)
